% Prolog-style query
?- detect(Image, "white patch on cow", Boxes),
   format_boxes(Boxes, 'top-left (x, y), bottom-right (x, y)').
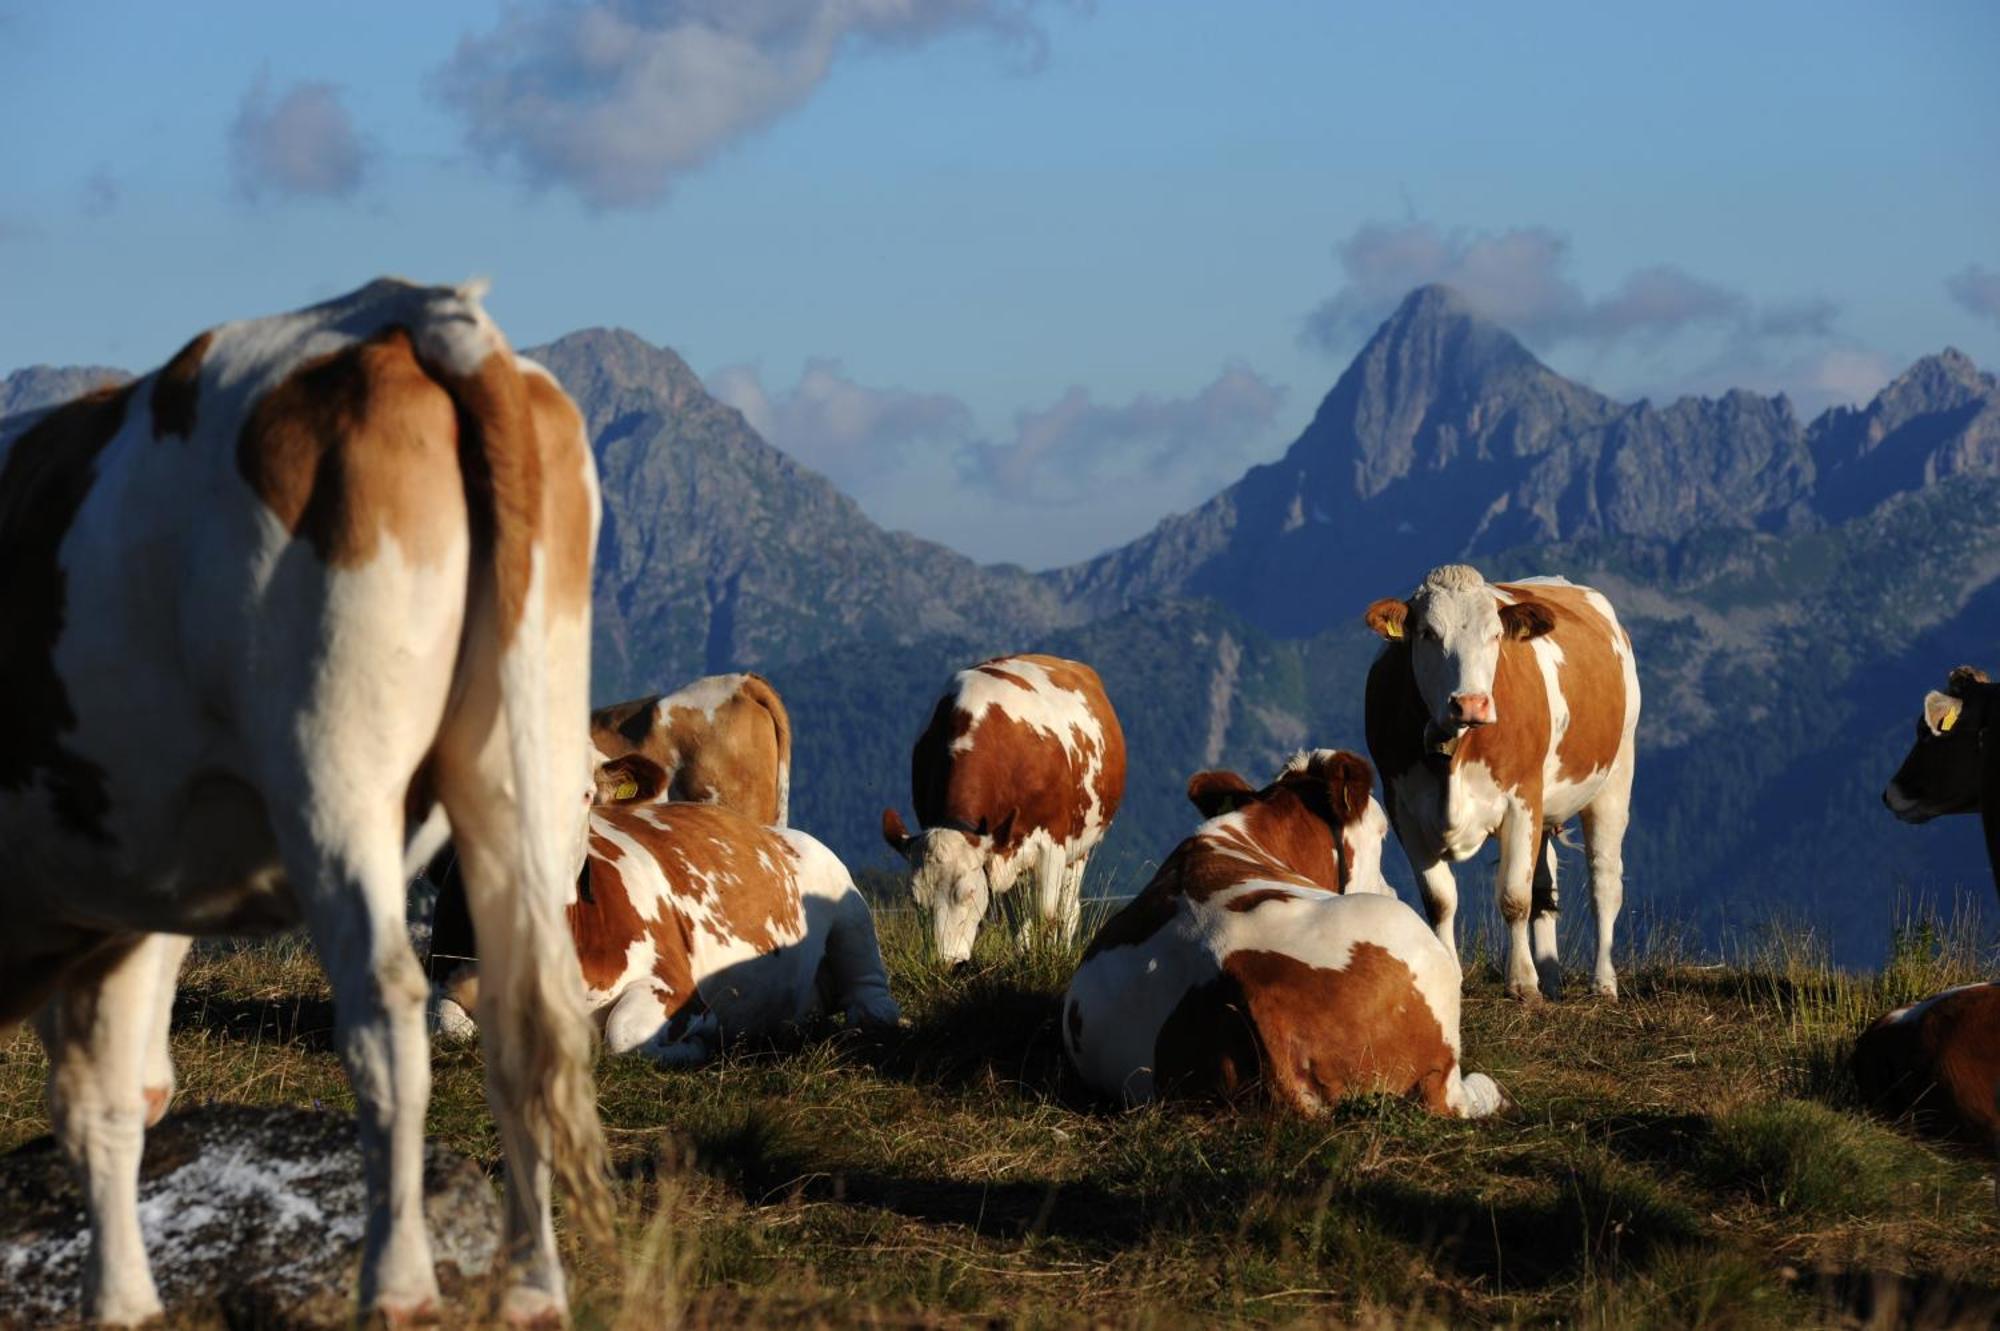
top-left (656, 672), bottom-right (750, 726)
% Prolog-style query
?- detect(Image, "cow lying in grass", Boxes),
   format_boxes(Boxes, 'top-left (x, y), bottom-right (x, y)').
top-left (439, 756), bottom-right (899, 1062)
top-left (1853, 982), bottom-right (2000, 1153)
top-left (1061, 750), bottom-right (1507, 1118)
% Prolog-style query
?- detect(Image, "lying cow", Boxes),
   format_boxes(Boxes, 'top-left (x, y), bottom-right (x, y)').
top-left (437, 756), bottom-right (899, 1061)
top-left (0, 279), bottom-right (608, 1325)
top-left (1364, 565), bottom-right (1641, 1002)
top-left (1062, 750), bottom-right (1507, 1118)
top-left (881, 653), bottom-right (1125, 962)
top-left (590, 671), bottom-right (792, 824)
top-left (1853, 982), bottom-right (2000, 1153)
top-left (427, 671), bottom-right (793, 997)
top-left (1882, 665), bottom-right (2000, 900)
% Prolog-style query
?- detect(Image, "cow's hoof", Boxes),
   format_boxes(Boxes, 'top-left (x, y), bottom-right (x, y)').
top-left (1594, 981), bottom-right (1620, 1001)
top-left (1506, 984), bottom-right (1546, 1005)
top-left (501, 1285), bottom-right (568, 1328)
top-left (91, 1293), bottom-right (166, 1328)
top-left (370, 1295), bottom-right (442, 1329)
top-left (949, 959), bottom-right (974, 977)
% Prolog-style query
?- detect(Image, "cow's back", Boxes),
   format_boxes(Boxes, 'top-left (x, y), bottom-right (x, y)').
top-left (590, 673), bottom-right (792, 824)
top-left (1495, 579), bottom-right (1638, 804)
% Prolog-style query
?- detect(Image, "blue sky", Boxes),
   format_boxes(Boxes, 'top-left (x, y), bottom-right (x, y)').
top-left (4, 1), bottom-right (1997, 567)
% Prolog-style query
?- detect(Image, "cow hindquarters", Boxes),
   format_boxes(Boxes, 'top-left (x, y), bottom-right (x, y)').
top-left (35, 934), bottom-right (187, 1326)
top-left (821, 878), bottom-right (901, 1031)
top-left (1579, 751), bottom-right (1635, 1000)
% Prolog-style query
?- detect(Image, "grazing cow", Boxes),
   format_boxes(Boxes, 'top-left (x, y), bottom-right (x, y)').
top-left (1853, 983), bottom-right (2000, 1153)
top-left (880, 653), bottom-right (1126, 963)
top-left (426, 671), bottom-right (793, 1004)
top-left (1363, 565), bottom-right (1641, 1002)
top-left (590, 672), bottom-right (792, 824)
top-left (0, 279), bottom-right (610, 1326)
top-left (437, 756), bottom-right (899, 1061)
top-left (1882, 665), bottom-right (2000, 900)
top-left (1062, 751), bottom-right (1507, 1118)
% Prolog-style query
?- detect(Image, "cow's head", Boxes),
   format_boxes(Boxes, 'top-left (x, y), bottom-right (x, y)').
top-left (594, 753), bottom-right (669, 807)
top-left (1185, 749), bottom-right (1392, 894)
top-left (1884, 666), bottom-right (1993, 823)
top-left (882, 808), bottom-right (993, 965)
top-left (1366, 564), bottom-right (1554, 745)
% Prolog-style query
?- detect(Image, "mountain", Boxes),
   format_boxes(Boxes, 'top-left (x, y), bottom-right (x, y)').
top-left (523, 330), bottom-right (1086, 699)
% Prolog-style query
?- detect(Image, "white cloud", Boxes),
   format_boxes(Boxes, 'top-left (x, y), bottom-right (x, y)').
top-left (706, 358), bottom-right (974, 484)
top-left (436, 1), bottom-right (1061, 210)
top-left (229, 73), bottom-right (370, 201)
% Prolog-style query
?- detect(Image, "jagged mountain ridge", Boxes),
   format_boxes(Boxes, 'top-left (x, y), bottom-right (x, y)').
top-left (1049, 285), bottom-right (1994, 634)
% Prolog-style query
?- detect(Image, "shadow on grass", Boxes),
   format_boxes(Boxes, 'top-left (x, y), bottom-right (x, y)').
top-left (171, 985), bottom-right (340, 1052)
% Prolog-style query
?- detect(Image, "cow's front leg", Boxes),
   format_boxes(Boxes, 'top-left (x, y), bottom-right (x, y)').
top-left (1529, 829), bottom-right (1562, 1000)
top-left (1390, 806), bottom-right (1462, 972)
top-left (142, 936), bottom-right (194, 1126)
top-left (36, 934), bottom-right (182, 1326)
top-left (1494, 806), bottom-right (1543, 1002)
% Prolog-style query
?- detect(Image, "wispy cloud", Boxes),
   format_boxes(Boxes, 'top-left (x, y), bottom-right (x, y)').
top-left (1946, 265), bottom-right (2000, 325)
top-left (435, 1), bottom-right (1065, 210)
top-left (707, 358), bottom-right (975, 486)
top-left (228, 73), bottom-right (370, 202)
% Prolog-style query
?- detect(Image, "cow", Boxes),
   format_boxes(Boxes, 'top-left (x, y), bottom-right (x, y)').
top-left (1882, 665), bottom-right (2000, 900)
top-left (1853, 983), bottom-right (2000, 1153)
top-left (434, 755), bottom-right (898, 1061)
top-left (880, 653), bottom-right (1126, 963)
top-left (589, 672), bottom-right (792, 824)
top-left (426, 671), bottom-right (793, 1009)
top-left (1363, 565), bottom-right (1641, 1003)
top-left (0, 278), bottom-right (610, 1327)
top-left (1061, 750), bottom-right (1507, 1118)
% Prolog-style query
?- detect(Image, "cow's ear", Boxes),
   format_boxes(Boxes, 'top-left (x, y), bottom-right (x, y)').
top-left (1187, 770), bottom-right (1255, 818)
top-left (1309, 751), bottom-right (1377, 825)
top-left (1500, 601), bottom-right (1557, 641)
top-left (1364, 598), bottom-right (1410, 641)
top-left (595, 754), bottom-right (667, 805)
top-left (591, 694), bottom-right (662, 746)
top-left (881, 808), bottom-right (915, 856)
top-left (1948, 665), bottom-right (1990, 695)
top-left (1925, 691), bottom-right (1966, 737)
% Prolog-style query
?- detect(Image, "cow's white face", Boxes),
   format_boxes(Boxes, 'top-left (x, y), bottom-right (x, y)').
top-left (902, 829), bottom-right (989, 965)
top-left (1366, 565), bottom-right (1554, 743)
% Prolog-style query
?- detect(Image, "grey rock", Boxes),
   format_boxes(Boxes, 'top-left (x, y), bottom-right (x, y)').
top-left (0, 1104), bottom-right (501, 1330)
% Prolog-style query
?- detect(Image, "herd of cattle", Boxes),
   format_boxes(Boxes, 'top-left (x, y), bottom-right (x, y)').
top-left (1, 279), bottom-right (1994, 1324)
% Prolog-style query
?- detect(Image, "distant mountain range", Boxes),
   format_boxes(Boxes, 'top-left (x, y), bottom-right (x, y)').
top-left (9, 287), bottom-right (1998, 963)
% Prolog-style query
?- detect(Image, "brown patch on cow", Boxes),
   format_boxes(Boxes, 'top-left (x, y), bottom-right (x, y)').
top-left (1453, 615), bottom-right (1554, 803)
top-left (143, 1084), bottom-right (172, 1127)
top-left (151, 330), bottom-right (212, 441)
top-left (1853, 984), bottom-right (2000, 1152)
top-left (0, 383), bottom-right (134, 842)
top-left (1187, 769), bottom-right (1254, 818)
top-left (567, 849), bottom-right (701, 1029)
top-left (237, 328), bottom-right (461, 570)
top-left (594, 754), bottom-right (668, 806)
top-left (589, 674), bottom-right (792, 825)
top-left (1154, 944), bottom-right (1457, 1115)
top-left (908, 655), bottom-right (1126, 858)
top-left (1224, 888), bottom-right (1298, 912)
top-left (1078, 879), bottom-right (1182, 962)
top-left (523, 366), bottom-right (594, 619)
top-left (596, 803), bottom-right (803, 955)
top-left (976, 665), bottom-right (1033, 690)
top-left (1500, 582), bottom-right (1628, 784)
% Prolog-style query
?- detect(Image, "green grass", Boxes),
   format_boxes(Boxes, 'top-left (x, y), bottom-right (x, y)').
top-left (3, 906), bottom-right (1998, 1329)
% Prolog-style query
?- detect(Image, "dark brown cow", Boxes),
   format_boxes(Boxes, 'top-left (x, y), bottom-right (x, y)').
top-left (881, 653), bottom-right (1126, 963)
top-left (1364, 565), bottom-right (1641, 1002)
top-left (1883, 665), bottom-right (2000, 901)
top-left (1853, 983), bottom-right (2000, 1153)
top-left (1062, 751), bottom-right (1506, 1117)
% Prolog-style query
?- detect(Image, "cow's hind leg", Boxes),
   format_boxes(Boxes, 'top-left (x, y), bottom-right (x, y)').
top-left (1580, 752), bottom-right (1635, 1000)
top-left (36, 934), bottom-right (184, 1326)
top-left (1530, 829), bottom-right (1562, 1000)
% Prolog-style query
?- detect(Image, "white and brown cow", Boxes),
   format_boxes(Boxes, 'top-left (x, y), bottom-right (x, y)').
top-left (0, 279), bottom-right (610, 1325)
top-left (1062, 751), bottom-right (1507, 1118)
top-left (590, 671), bottom-right (792, 825)
top-left (426, 671), bottom-right (794, 1003)
top-left (881, 653), bottom-right (1126, 963)
top-left (1364, 565), bottom-right (1641, 1002)
top-left (438, 756), bottom-right (899, 1061)
top-left (1853, 982), bottom-right (2000, 1154)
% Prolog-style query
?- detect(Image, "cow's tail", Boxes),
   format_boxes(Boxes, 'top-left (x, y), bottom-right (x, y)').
top-left (416, 283), bottom-right (614, 1253)
top-left (739, 672), bottom-right (793, 825)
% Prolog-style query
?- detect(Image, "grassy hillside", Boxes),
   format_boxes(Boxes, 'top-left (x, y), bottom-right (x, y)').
top-left (5, 907), bottom-right (1995, 1329)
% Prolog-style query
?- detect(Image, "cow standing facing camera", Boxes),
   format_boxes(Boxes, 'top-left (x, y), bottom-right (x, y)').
top-left (881, 654), bottom-right (1126, 963)
top-left (1363, 565), bottom-right (1641, 1002)
top-left (1062, 751), bottom-right (1507, 1118)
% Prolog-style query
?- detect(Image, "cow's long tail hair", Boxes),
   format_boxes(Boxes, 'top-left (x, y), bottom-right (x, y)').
top-left (421, 286), bottom-right (615, 1253)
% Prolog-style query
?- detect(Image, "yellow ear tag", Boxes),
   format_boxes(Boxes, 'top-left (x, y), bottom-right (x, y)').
top-left (1385, 621), bottom-right (1403, 640)
top-left (1940, 710), bottom-right (1958, 733)
top-left (614, 779), bottom-right (640, 801)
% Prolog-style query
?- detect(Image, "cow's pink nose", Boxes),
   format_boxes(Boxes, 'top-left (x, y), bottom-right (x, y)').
top-left (1450, 693), bottom-right (1494, 726)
